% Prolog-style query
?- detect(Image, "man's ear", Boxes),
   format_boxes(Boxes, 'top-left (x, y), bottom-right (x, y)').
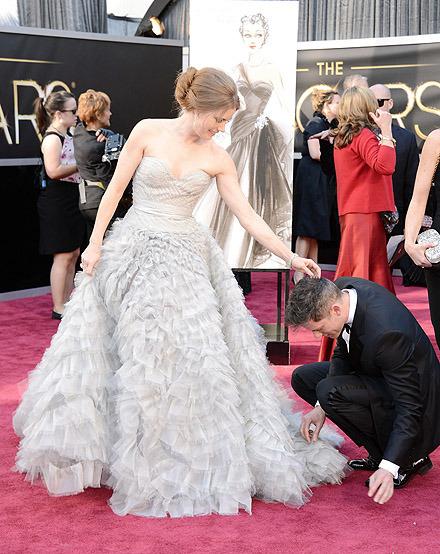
top-left (388, 98), bottom-right (394, 111)
top-left (330, 303), bottom-right (343, 317)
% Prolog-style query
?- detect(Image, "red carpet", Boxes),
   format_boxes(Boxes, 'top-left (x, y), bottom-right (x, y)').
top-left (1, 272), bottom-right (439, 553)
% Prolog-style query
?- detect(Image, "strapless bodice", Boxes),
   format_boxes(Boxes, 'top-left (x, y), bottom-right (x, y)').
top-left (132, 157), bottom-right (212, 216)
top-left (121, 156), bottom-right (212, 234)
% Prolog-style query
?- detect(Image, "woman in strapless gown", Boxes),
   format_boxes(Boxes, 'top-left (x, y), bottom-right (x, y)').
top-left (14, 67), bottom-right (348, 518)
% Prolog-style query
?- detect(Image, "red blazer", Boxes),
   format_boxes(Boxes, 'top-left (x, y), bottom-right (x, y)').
top-left (334, 128), bottom-right (396, 216)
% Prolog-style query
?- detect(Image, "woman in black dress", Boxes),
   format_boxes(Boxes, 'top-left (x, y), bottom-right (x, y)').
top-left (34, 91), bottom-right (85, 319)
top-left (405, 129), bottom-right (440, 347)
top-left (293, 89), bottom-right (340, 282)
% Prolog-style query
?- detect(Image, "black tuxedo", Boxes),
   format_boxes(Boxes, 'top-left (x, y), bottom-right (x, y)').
top-left (292, 277), bottom-right (440, 467)
top-left (391, 125), bottom-right (419, 236)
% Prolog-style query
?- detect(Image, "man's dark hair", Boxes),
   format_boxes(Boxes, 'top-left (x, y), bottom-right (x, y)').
top-left (286, 278), bottom-right (342, 327)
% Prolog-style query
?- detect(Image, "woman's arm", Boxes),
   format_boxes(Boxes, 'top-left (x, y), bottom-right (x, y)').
top-left (307, 138), bottom-right (321, 161)
top-left (41, 135), bottom-right (77, 179)
top-left (355, 129), bottom-right (395, 175)
top-left (81, 121), bottom-right (147, 274)
top-left (215, 151), bottom-right (320, 276)
top-left (404, 130), bottom-right (440, 267)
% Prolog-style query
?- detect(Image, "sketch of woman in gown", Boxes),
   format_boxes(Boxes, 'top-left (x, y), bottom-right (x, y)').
top-left (195, 13), bottom-right (294, 269)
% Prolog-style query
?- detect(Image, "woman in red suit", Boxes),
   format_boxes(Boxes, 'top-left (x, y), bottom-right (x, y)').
top-left (319, 87), bottom-right (396, 360)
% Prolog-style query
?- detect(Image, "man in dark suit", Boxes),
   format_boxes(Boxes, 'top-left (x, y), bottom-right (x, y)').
top-left (287, 277), bottom-right (440, 505)
top-left (370, 84), bottom-right (419, 236)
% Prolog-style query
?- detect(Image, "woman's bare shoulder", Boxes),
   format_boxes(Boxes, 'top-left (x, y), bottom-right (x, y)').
top-left (131, 118), bottom-right (170, 133)
top-left (207, 142), bottom-right (236, 176)
top-left (426, 128), bottom-right (440, 145)
top-left (41, 132), bottom-right (63, 151)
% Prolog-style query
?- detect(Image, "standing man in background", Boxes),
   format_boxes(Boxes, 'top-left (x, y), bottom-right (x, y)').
top-left (369, 84), bottom-right (419, 238)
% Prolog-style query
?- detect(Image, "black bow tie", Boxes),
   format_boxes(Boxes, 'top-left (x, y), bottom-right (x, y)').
top-left (343, 324), bottom-right (351, 334)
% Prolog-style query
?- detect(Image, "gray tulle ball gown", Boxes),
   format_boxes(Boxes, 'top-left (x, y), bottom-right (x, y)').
top-left (208, 64), bottom-right (293, 268)
top-left (14, 156), bottom-right (347, 518)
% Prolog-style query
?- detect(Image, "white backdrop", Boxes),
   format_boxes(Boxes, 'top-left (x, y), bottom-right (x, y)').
top-left (190, 0), bottom-right (299, 269)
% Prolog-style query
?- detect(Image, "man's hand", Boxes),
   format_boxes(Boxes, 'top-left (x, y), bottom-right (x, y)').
top-left (368, 468), bottom-right (394, 504)
top-left (300, 406), bottom-right (326, 443)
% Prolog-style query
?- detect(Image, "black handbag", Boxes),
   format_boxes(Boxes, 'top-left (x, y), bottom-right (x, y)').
top-left (380, 210), bottom-right (399, 235)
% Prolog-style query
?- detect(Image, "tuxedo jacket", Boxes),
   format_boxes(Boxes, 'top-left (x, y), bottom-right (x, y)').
top-left (330, 277), bottom-right (440, 466)
top-left (391, 125), bottom-right (419, 236)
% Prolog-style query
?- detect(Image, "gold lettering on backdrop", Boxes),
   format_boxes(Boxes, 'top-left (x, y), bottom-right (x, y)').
top-left (0, 103), bottom-right (13, 144)
top-left (386, 83), bottom-right (414, 128)
top-left (13, 79), bottom-right (71, 143)
top-left (316, 61), bottom-right (344, 76)
top-left (13, 80), bottom-right (44, 144)
top-left (414, 81), bottom-right (440, 140)
top-left (295, 84), bottom-right (333, 133)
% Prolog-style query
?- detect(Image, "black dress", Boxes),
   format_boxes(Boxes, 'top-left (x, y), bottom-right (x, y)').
top-left (37, 131), bottom-right (85, 255)
top-left (293, 112), bottom-right (332, 241)
top-left (425, 165), bottom-right (440, 347)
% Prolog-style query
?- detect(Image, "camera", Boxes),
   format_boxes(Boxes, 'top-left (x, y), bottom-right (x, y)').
top-left (102, 133), bottom-right (126, 163)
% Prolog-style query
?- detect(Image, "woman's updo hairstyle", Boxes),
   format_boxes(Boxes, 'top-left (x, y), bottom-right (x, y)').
top-left (311, 88), bottom-right (339, 113)
top-left (239, 13), bottom-right (269, 44)
top-left (175, 67), bottom-right (240, 113)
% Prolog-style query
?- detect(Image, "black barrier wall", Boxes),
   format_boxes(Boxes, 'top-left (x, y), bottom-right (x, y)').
top-left (0, 28), bottom-right (182, 292)
top-left (294, 37), bottom-right (440, 265)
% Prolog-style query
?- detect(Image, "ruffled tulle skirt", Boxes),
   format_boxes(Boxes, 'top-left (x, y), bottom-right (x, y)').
top-left (13, 215), bottom-right (348, 517)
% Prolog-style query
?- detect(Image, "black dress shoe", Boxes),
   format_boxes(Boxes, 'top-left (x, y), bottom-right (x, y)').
top-left (51, 310), bottom-right (63, 320)
top-left (393, 456), bottom-right (433, 489)
top-left (348, 455), bottom-right (380, 471)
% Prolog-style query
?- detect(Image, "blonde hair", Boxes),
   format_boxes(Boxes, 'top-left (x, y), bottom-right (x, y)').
top-left (333, 87), bottom-right (378, 148)
top-left (77, 89), bottom-right (111, 125)
top-left (311, 88), bottom-right (339, 113)
top-left (343, 74), bottom-right (368, 90)
top-left (175, 67), bottom-right (240, 113)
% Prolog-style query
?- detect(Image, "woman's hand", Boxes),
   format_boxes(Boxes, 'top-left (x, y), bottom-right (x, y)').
top-left (96, 129), bottom-right (107, 143)
top-left (369, 110), bottom-right (392, 135)
top-left (80, 242), bottom-right (102, 275)
top-left (405, 241), bottom-right (436, 268)
top-left (309, 129), bottom-right (333, 142)
top-left (290, 256), bottom-right (321, 278)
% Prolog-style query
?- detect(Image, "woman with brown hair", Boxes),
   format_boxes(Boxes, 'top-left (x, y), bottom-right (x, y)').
top-left (15, 67), bottom-right (347, 518)
top-left (293, 88), bottom-right (340, 282)
top-left (34, 90), bottom-right (84, 319)
top-left (318, 86), bottom-right (396, 360)
top-left (332, 86), bottom-right (395, 291)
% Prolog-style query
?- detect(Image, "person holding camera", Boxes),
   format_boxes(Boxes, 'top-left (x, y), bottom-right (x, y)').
top-left (73, 89), bottom-right (130, 238)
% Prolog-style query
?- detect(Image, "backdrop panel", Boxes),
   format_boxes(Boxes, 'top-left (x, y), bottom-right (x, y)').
top-left (0, 27), bottom-right (182, 292)
top-left (294, 34), bottom-right (440, 265)
top-left (0, 27), bottom-right (182, 164)
top-left (190, 0), bottom-right (299, 270)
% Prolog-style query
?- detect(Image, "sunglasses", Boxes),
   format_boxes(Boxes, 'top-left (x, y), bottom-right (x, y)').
top-left (61, 109), bottom-right (77, 114)
top-left (377, 99), bottom-right (391, 107)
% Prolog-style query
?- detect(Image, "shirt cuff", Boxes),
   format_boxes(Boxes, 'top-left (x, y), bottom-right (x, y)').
top-left (315, 400), bottom-right (321, 408)
top-left (379, 459), bottom-right (399, 478)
